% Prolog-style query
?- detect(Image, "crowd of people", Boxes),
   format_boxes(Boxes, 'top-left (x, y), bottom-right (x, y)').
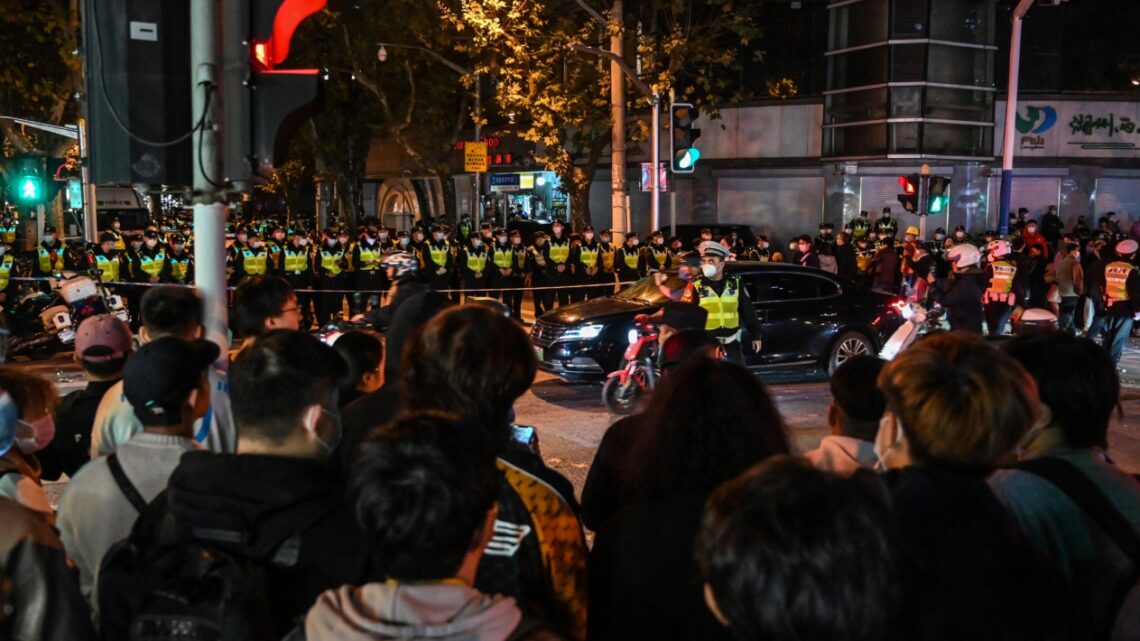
top-left (0, 265), bottom-right (1139, 640)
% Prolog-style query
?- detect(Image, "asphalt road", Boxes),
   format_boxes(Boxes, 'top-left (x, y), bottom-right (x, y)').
top-left (18, 345), bottom-right (1140, 508)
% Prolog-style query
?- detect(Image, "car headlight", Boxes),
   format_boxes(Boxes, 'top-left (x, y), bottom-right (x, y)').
top-left (561, 323), bottom-right (605, 341)
top-left (627, 329), bottom-right (640, 345)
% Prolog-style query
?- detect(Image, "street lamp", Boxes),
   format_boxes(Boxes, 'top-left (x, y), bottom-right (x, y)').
top-left (568, 44), bottom-right (661, 234)
top-left (376, 42), bottom-right (483, 226)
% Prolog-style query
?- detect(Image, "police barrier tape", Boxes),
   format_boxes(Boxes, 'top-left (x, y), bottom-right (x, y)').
top-left (11, 276), bottom-right (640, 295)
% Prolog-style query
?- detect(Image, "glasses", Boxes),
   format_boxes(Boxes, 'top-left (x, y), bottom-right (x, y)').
top-left (277, 306), bottom-right (301, 316)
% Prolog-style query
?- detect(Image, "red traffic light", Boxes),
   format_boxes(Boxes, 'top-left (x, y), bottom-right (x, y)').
top-left (254, 0), bottom-right (327, 69)
top-left (897, 175), bottom-right (919, 195)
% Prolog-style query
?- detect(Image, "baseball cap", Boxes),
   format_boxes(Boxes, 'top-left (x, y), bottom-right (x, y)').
top-left (124, 336), bottom-right (220, 425)
top-left (1118, 239), bottom-right (1139, 255)
top-left (75, 315), bottom-right (133, 363)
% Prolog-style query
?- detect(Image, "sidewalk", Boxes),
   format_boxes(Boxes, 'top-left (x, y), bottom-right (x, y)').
top-left (1117, 336), bottom-right (1140, 387)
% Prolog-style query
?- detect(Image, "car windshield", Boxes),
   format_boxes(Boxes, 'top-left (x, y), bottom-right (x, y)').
top-left (615, 271), bottom-right (677, 305)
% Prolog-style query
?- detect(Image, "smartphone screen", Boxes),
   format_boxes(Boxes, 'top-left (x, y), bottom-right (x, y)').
top-left (511, 424), bottom-right (536, 446)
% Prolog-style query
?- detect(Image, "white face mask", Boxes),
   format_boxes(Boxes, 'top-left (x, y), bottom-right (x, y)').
top-left (44, 235), bottom-right (54, 244)
top-left (497, 236), bottom-right (508, 244)
top-left (400, 238), bottom-right (410, 247)
top-left (298, 238), bottom-right (309, 247)
top-left (762, 242), bottom-right (769, 249)
top-left (552, 227), bottom-right (563, 235)
top-left (956, 232), bottom-right (965, 238)
top-left (249, 241), bottom-right (261, 250)
top-left (379, 232), bottom-right (389, 240)
top-left (473, 240), bottom-right (483, 248)
top-left (433, 233), bottom-right (444, 241)
top-left (585, 233), bottom-right (594, 241)
top-left (326, 238), bottom-right (338, 248)
top-left (274, 233), bottom-right (285, 241)
top-left (237, 234), bottom-right (247, 243)
top-left (1027, 226), bottom-right (1037, 233)
top-left (798, 244), bottom-right (810, 253)
top-left (630, 239), bottom-right (639, 247)
top-left (173, 244), bottom-right (184, 252)
top-left (935, 234), bottom-right (945, 241)
top-left (701, 263), bottom-right (718, 278)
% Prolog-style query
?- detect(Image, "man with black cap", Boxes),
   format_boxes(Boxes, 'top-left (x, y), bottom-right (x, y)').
top-left (282, 230), bottom-right (316, 328)
top-left (57, 335), bottom-right (217, 604)
top-left (748, 235), bottom-right (771, 262)
top-left (528, 230), bottom-right (552, 316)
top-left (487, 227), bottom-right (513, 303)
top-left (89, 231), bottom-right (128, 285)
top-left (874, 207), bottom-right (897, 238)
top-left (33, 224), bottom-right (67, 278)
top-left (459, 231), bottom-right (490, 298)
top-left (231, 230), bottom-right (272, 284)
top-left (316, 227), bottom-right (351, 325)
top-left (506, 229), bottom-right (528, 319)
top-left (352, 225), bottom-right (387, 314)
top-left (572, 225), bottom-right (601, 302)
top-left (852, 210), bottom-right (871, 239)
top-left (1098, 239), bottom-right (1140, 365)
top-left (645, 230), bottom-right (670, 272)
top-left (547, 220), bottom-right (572, 307)
top-left (166, 233), bottom-right (194, 284)
top-left (679, 242), bottom-right (763, 365)
top-left (616, 231), bottom-right (645, 285)
top-left (135, 229), bottom-right (169, 284)
top-left (422, 223), bottom-right (454, 295)
top-left (598, 228), bottom-right (617, 283)
top-left (814, 222), bottom-right (835, 255)
top-left (0, 212), bottom-right (19, 247)
top-left (692, 227), bottom-right (714, 251)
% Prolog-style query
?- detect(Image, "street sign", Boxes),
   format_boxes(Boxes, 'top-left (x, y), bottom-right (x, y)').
top-left (490, 173), bottom-right (520, 192)
top-left (465, 142), bottom-right (489, 172)
top-left (640, 162), bottom-right (668, 192)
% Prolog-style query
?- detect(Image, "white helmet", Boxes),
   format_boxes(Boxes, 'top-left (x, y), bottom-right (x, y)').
top-left (946, 243), bottom-right (981, 269)
top-left (380, 251), bottom-right (419, 281)
top-left (986, 239), bottom-right (1011, 260)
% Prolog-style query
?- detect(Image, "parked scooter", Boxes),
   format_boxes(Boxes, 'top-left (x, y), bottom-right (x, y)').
top-left (3, 269), bottom-right (129, 359)
top-left (602, 314), bottom-right (659, 415)
top-left (879, 300), bottom-right (1059, 361)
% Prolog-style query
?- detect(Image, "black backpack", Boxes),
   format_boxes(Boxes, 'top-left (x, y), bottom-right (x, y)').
top-left (98, 492), bottom-right (336, 641)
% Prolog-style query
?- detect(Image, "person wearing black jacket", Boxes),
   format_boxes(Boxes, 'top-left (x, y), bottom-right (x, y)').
top-left (528, 232), bottom-right (553, 317)
top-left (940, 244), bottom-right (986, 335)
top-left (98, 332), bottom-right (374, 641)
top-left (679, 243), bottom-right (762, 366)
top-left (834, 232), bottom-right (858, 281)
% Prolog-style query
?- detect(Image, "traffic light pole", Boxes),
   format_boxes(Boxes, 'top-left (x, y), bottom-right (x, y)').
top-left (191, 0), bottom-right (228, 365)
top-left (998, 0), bottom-right (1035, 237)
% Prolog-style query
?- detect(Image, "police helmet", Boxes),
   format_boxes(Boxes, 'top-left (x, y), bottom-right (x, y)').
top-left (947, 243), bottom-right (981, 269)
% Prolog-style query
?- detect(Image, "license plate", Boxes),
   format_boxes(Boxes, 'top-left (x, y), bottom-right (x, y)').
top-left (534, 346), bottom-right (544, 361)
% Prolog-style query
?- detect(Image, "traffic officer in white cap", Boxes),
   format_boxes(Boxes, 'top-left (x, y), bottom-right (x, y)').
top-left (1099, 238), bottom-right (1140, 365)
top-left (679, 241), bottom-right (763, 365)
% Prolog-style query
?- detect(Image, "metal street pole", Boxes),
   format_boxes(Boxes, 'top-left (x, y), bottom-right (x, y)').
top-left (650, 92), bottom-right (660, 232)
top-left (474, 72), bottom-right (482, 228)
top-left (610, 0), bottom-right (627, 239)
top-left (191, 0), bottom-right (228, 363)
top-left (998, 0), bottom-right (1035, 237)
top-left (76, 119), bottom-right (97, 243)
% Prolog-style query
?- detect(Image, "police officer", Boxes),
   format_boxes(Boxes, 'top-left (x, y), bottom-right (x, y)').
top-left (424, 223), bottom-right (453, 294)
top-left (266, 226), bottom-right (288, 272)
top-left (507, 229), bottom-right (529, 320)
top-left (89, 231), bottom-right (128, 286)
top-left (852, 210), bottom-right (871, 240)
top-left (34, 225), bottom-right (67, 278)
top-left (616, 231), bottom-right (644, 286)
top-left (679, 242), bottom-right (763, 365)
top-left (572, 225), bottom-right (602, 302)
top-left (547, 220), bottom-right (572, 307)
top-left (316, 228), bottom-right (352, 324)
top-left (353, 225), bottom-right (387, 313)
top-left (282, 230), bottom-right (316, 329)
top-left (982, 240), bottom-right (1020, 336)
top-left (457, 213), bottom-right (474, 241)
top-left (692, 227), bottom-right (714, 251)
top-left (0, 238), bottom-right (14, 306)
top-left (395, 229), bottom-right (414, 253)
top-left (1099, 239), bottom-right (1140, 365)
top-left (460, 231), bottom-right (490, 298)
top-left (951, 225), bottom-right (972, 245)
top-left (598, 228), bottom-right (617, 290)
top-left (747, 235), bottom-right (770, 262)
top-left (409, 225), bottom-right (428, 261)
top-left (232, 231), bottom-right (272, 284)
top-left (135, 229), bottom-right (168, 284)
top-left (0, 214), bottom-right (17, 247)
top-left (875, 207), bottom-right (897, 238)
top-left (645, 230), bottom-right (670, 272)
top-left (929, 228), bottom-right (947, 257)
top-left (489, 228), bottom-right (514, 302)
top-left (528, 231), bottom-right (552, 317)
top-left (814, 223), bottom-right (835, 255)
top-left (479, 222), bottom-right (495, 247)
top-left (166, 234), bottom-right (194, 284)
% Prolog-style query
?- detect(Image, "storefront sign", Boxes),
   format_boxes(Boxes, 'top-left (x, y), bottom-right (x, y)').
top-left (1000, 101), bottom-right (1140, 158)
top-left (490, 173), bottom-right (520, 192)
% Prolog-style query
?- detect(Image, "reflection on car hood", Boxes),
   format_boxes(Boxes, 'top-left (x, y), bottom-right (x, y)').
top-left (539, 296), bottom-right (654, 325)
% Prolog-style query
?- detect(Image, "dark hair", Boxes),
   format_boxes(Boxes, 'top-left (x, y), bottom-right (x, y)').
top-left (698, 457), bottom-right (898, 641)
top-left (829, 355), bottom-right (886, 441)
top-left (79, 345), bottom-right (128, 378)
top-left (332, 331), bottom-right (383, 398)
top-left (1004, 332), bottom-right (1119, 449)
top-left (400, 306), bottom-right (536, 452)
top-left (229, 330), bottom-right (345, 444)
top-left (0, 366), bottom-right (58, 417)
top-left (351, 411), bottom-right (499, 581)
top-left (627, 358), bottom-right (790, 495)
top-left (232, 276), bottom-right (295, 338)
top-left (660, 330), bottom-right (721, 371)
top-left (1064, 243), bottom-right (1080, 255)
top-left (140, 286), bottom-right (202, 338)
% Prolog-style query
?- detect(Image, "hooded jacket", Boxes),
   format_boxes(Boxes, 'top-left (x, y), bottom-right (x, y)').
top-left (301, 582), bottom-right (522, 641)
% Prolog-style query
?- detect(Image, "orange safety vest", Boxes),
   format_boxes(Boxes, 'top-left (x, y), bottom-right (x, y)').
top-left (1105, 261), bottom-right (1137, 304)
top-left (0, 254), bottom-right (13, 289)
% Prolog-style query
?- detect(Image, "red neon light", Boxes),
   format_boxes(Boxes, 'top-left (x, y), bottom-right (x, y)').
top-left (265, 0), bottom-right (328, 67)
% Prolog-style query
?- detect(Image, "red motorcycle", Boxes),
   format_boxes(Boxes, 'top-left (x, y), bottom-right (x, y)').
top-left (602, 314), bottom-right (658, 415)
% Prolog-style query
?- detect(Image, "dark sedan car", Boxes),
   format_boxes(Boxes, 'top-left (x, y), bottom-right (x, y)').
top-left (530, 262), bottom-right (906, 379)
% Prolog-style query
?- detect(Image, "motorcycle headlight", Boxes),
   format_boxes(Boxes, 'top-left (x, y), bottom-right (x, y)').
top-left (627, 329), bottom-right (640, 345)
top-left (561, 323), bottom-right (605, 341)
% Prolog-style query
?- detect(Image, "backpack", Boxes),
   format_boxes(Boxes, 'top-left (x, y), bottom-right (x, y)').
top-left (98, 493), bottom-right (337, 641)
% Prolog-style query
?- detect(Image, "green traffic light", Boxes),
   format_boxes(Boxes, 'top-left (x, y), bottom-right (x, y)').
top-left (18, 177), bottom-right (40, 201)
top-left (677, 148), bottom-right (701, 170)
top-left (929, 195), bottom-right (947, 214)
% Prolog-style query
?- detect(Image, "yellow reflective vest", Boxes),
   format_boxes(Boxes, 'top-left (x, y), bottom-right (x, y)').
top-left (169, 256), bottom-right (191, 282)
top-left (0, 254), bottom-right (13, 289)
top-left (242, 249), bottom-right (268, 276)
top-left (358, 245), bottom-right (381, 271)
top-left (1106, 261), bottom-right (1137, 303)
top-left (600, 244), bottom-right (615, 270)
top-left (139, 250), bottom-right (166, 278)
top-left (467, 250), bottom-right (488, 273)
top-left (622, 248), bottom-right (640, 270)
top-left (428, 243), bottom-right (449, 268)
top-left (549, 239), bottom-right (570, 264)
top-left (320, 249), bottom-right (346, 276)
top-left (38, 245), bottom-right (65, 273)
top-left (695, 276), bottom-right (742, 331)
top-left (0, 226), bottom-right (16, 245)
top-left (492, 246), bottom-right (512, 269)
top-left (95, 253), bottom-right (120, 282)
top-left (578, 246), bottom-right (598, 268)
top-left (284, 249), bottom-right (309, 274)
